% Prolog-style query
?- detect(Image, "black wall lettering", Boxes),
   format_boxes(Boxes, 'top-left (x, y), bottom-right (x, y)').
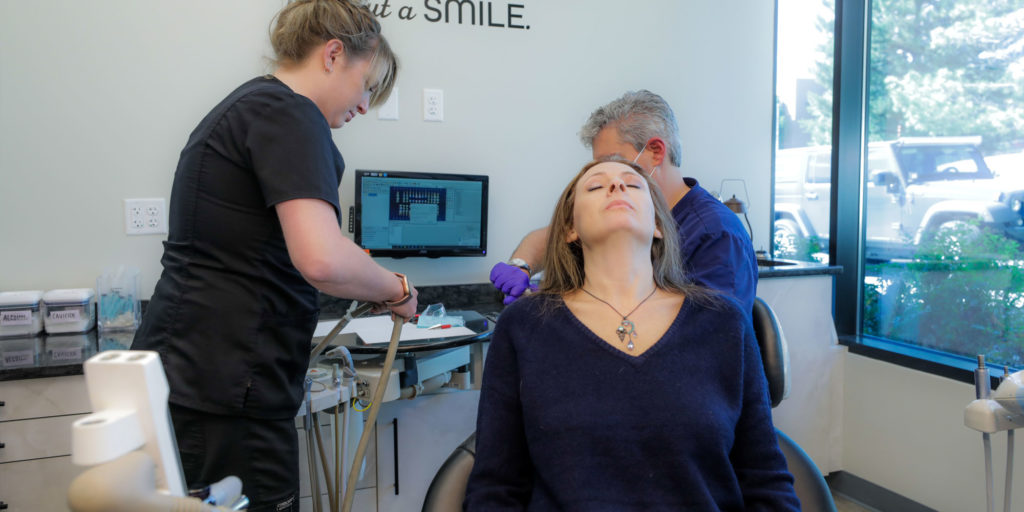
top-left (371, 0), bottom-right (394, 17)
top-left (445, 0), bottom-right (474, 24)
top-left (487, 2), bottom-right (503, 27)
top-left (423, 0), bottom-right (442, 22)
top-left (508, 3), bottom-right (525, 29)
top-left (391, 1), bottom-right (527, 30)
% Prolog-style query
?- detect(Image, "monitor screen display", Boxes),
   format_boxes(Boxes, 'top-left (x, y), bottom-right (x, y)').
top-left (354, 170), bottom-right (488, 258)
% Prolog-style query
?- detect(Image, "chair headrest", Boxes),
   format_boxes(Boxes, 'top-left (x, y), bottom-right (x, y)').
top-left (752, 297), bottom-right (788, 407)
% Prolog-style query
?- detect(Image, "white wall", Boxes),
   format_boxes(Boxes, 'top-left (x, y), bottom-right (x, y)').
top-left (843, 354), bottom-right (1024, 511)
top-left (758, 275), bottom-right (845, 475)
top-left (0, 0), bottom-right (775, 296)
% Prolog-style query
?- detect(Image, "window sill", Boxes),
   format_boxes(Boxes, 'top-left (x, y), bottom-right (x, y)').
top-left (838, 335), bottom-right (1011, 388)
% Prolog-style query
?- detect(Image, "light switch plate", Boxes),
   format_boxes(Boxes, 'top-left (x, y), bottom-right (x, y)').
top-left (378, 87), bottom-right (399, 120)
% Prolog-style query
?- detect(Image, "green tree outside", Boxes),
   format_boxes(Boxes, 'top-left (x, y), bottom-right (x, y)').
top-left (863, 221), bottom-right (1024, 366)
top-left (805, 0), bottom-right (1024, 154)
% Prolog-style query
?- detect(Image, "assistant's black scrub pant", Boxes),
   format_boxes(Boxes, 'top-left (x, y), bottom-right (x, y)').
top-left (171, 403), bottom-right (300, 512)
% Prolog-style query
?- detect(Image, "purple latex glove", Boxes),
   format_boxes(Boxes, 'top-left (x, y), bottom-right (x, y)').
top-left (490, 262), bottom-right (537, 305)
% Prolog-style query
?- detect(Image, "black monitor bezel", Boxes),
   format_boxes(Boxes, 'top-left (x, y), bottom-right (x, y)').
top-left (353, 169), bottom-right (488, 258)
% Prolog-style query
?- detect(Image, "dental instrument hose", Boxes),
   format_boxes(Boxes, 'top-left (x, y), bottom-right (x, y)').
top-left (334, 402), bottom-right (343, 512)
top-left (976, 355), bottom-right (995, 512)
top-left (305, 380), bottom-right (323, 512)
top-left (341, 314), bottom-right (404, 512)
top-left (311, 302), bottom-right (375, 363)
top-left (312, 411), bottom-right (336, 512)
top-left (1006, 429), bottom-right (1014, 512)
top-left (307, 301), bottom-right (377, 512)
top-left (1005, 366), bottom-right (1014, 512)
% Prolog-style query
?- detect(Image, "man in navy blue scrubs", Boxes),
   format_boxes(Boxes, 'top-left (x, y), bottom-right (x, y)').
top-left (491, 90), bottom-right (758, 311)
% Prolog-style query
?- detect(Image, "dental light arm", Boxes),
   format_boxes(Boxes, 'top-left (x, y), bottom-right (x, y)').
top-left (964, 356), bottom-right (1022, 512)
top-left (966, 371), bottom-right (1024, 431)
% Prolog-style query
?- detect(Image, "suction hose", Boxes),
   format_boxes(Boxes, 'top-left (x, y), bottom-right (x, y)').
top-left (306, 300), bottom-right (377, 511)
top-left (341, 315), bottom-right (403, 512)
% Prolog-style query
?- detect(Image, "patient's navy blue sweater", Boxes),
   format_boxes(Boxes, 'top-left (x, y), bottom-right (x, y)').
top-left (464, 294), bottom-right (799, 511)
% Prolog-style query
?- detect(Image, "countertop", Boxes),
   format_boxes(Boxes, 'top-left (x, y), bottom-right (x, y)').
top-left (0, 328), bottom-right (134, 382)
top-left (0, 260), bottom-right (839, 382)
top-left (755, 258), bottom-right (842, 277)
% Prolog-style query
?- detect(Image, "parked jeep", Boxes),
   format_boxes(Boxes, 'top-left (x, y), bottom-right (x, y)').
top-left (774, 137), bottom-right (1024, 261)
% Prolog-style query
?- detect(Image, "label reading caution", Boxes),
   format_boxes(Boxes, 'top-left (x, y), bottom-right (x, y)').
top-left (48, 309), bottom-right (81, 323)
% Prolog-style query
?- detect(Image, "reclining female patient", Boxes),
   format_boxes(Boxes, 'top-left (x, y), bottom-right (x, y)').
top-left (464, 158), bottom-right (800, 510)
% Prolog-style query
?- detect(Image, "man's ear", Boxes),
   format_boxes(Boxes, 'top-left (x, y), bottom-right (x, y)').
top-left (646, 137), bottom-right (668, 167)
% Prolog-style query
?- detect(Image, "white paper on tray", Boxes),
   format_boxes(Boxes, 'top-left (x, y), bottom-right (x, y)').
top-left (313, 315), bottom-right (475, 344)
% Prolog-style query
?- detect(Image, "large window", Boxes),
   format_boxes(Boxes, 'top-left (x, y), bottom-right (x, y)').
top-left (860, 0), bottom-right (1024, 365)
top-left (775, 0), bottom-right (1024, 369)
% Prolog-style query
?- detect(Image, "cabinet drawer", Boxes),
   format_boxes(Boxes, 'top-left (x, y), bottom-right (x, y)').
top-left (0, 455), bottom-right (87, 511)
top-left (0, 376), bottom-right (90, 421)
top-left (0, 414), bottom-right (87, 463)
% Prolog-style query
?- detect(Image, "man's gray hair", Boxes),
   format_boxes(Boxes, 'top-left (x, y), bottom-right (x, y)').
top-left (579, 90), bottom-right (683, 167)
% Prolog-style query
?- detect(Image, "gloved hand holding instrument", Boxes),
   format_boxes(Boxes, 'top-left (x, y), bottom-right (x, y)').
top-left (489, 261), bottom-right (537, 305)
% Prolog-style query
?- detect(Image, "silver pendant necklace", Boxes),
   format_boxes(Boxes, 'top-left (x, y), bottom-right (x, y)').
top-left (580, 287), bottom-right (657, 351)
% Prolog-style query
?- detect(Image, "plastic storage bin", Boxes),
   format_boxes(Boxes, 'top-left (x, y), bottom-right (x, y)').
top-left (0, 290), bottom-right (45, 338)
top-left (42, 288), bottom-right (96, 334)
top-left (45, 333), bottom-right (93, 365)
top-left (0, 336), bottom-right (41, 368)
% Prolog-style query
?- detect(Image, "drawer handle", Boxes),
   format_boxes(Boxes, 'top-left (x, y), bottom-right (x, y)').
top-left (1, 501), bottom-right (7, 509)
top-left (0, 442), bottom-right (4, 449)
top-left (0, 401), bottom-right (5, 407)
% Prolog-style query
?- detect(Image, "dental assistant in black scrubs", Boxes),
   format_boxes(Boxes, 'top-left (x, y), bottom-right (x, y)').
top-left (131, 2), bottom-right (416, 510)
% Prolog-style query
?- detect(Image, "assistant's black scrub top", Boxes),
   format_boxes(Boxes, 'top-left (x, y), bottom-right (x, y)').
top-left (133, 76), bottom-right (344, 419)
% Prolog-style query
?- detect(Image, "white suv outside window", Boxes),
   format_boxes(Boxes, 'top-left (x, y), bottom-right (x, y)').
top-left (774, 137), bottom-right (1024, 262)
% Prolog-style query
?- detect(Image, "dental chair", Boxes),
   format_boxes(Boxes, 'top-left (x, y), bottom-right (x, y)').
top-left (421, 297), bottom-right (837, 511)
top-left (751, 297), bottom-right (837, 512)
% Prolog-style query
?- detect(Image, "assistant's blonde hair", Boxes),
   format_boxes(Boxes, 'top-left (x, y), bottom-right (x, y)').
top-left (539, 157), bottom-right (698, 298)
top-left (270, 0), bottom-right (397, 107)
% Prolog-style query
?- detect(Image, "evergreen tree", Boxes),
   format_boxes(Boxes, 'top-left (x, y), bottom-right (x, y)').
top-left (805, 0), bottom-right (1024, 153)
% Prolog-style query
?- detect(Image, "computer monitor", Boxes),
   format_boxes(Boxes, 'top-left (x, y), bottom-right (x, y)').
top-left (353, 170), bottom-right (488, 258)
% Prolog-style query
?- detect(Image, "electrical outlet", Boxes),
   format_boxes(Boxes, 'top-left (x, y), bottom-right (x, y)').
top-left (124, 198), bottom-right (167, 235)
top-left (423, 88), bottom-right (443, 122)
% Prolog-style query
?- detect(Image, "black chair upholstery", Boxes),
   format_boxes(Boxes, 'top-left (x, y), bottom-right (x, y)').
top-left (423, 298), bottom-right (837, 512)
top-left (753, 297), bottom-right (787, 407)
top-left (777, 429), bottom-right (837, 511)
top-left (753, 297), bottom-right (837, 512)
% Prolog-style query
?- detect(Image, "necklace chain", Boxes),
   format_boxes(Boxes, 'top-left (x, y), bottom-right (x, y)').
top-left (580, 287), bottom-right (657, 351)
